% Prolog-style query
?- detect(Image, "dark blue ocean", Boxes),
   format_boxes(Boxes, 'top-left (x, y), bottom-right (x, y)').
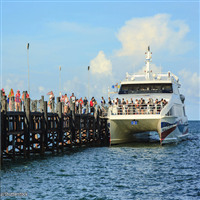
top-left (1, 121), bottom-right (200, 200)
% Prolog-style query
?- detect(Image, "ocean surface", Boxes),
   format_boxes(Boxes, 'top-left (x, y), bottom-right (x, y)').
top-left (1, 121), bottom-right (200, 200)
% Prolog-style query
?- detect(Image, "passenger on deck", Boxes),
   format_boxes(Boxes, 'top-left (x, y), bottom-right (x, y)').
top-left (148, 98), bottom-right (154, 114)
top-left (135, 99), bottom-right (140, 114)
top-left (108, 97), bottom-right (112, 106)
top-left (126, 99), bottom-right (129, 115)
top-left (164, 99), bottom-right (168, 106)
top-left (154, 99), bottom-right (158, 114)
top-left (130, 98), bottom-right (133, 104)
top-left (157, 101), bottom-right (161, 114)
top-left (140, 98), bottom-right (144, 114)
top-left (101, 96), bottom-right (106, 106)
top-left (143, 99), bottom-right (147, 114)
top-left (121, 98), bottom-right (126, 115)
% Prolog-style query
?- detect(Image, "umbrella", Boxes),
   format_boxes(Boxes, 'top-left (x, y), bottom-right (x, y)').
top-left (47, 91), bottom-right (52, 95)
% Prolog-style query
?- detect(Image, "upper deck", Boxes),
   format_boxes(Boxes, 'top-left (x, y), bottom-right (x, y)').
top-left (122, 71), bottom-right (180, 84)
top-left (119, 72), bottom-right (181, 95)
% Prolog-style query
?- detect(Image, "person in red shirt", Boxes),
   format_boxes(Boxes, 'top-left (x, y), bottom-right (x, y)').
top-left (79, 97), bottom-right (83, 107)
top-left (90, 97), bottom-right (94, 113)
top-left (22, 91), bottom-right (29, 101)
top-left (22, 91), bottom-right (29, 109)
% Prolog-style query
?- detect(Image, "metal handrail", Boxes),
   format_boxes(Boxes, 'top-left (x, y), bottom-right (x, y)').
top-left (109, 103), bottom-right (166, 115)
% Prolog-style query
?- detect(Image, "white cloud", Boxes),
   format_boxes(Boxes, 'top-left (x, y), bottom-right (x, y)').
top-left (38, 86), bottom-right (45, 92)
top-left (116, 13), bottom-right (193, 57)
top-left (178, 69), bottom-right (200, 98)
top-left (90, 51), bottom-right (112, 76)
top-left (1, 75), bottom-right (25, 95)
top-left (63, 76), bottom-right (86, 98)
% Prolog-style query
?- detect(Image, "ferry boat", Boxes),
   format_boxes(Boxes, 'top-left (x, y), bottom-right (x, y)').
top-left (107, 46), bottom-right (189, 145)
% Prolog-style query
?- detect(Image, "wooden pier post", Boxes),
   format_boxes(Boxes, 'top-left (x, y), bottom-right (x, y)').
top-left (57, 97), bottom-right (61, 153)
top-left (34, 100), bottom-right (37, 111)
top-left (40, 96), bottom-right (44, 112)
top-left (97, 108), bottom-right (101, 145)
top-left (0, 92), bottom-right (2, 162)
top-left (23, 91), bottom-right (26, 111)
top-left (25, 98), bottom-right (30, 158)
top-left (86, 104), bottom-right (89, 114)
top-left (19, 101), bottom-right (22, 112)
top-left (62, 102), bottom-right (64, 114)
top-left (40, 101), bottom-right (47, 156)
top-left (59, 101), bottom-right (64, 152)
top-left (70, 98), bottom-right (75, 143)
top-left (79, 114), bottom-right (82, 146)
top-left (0, 90), bottom-right (3, 110)
top-left (93, 109), bottom-right (97, 145)
top-left (11, 96), bottom-right (15, 111)
top-left (51, 116), bottom-right (54, 153)
top-left (44, 101), bottom-right (48, 151)
top-left (78, 103), bottom-right (81, 114)
top-left (86, 113), bottom-right (89, 142)
top-left (1, 96), bottom-right (7, 163)
top-left (52, 98), bottom-right (55, 113)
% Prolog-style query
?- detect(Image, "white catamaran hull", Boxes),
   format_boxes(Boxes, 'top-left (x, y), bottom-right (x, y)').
top-left (109, 115), bottom-right (188, 145)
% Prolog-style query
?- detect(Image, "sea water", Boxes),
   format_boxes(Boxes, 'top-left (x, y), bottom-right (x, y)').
top-left (1, 121), bottom-right (200, 200)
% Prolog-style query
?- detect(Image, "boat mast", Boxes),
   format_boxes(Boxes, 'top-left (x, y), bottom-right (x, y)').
top-left (145, 46), bottom-right (152, 79)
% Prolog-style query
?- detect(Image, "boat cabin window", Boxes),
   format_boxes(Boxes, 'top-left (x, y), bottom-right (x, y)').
top-left (119, 83), bottom-right (173, 94)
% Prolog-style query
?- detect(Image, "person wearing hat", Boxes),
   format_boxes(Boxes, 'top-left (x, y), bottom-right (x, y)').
top-left (1, 88), bottom-right (5, 96)
top-left (15, 90), bottom-right (21, 111)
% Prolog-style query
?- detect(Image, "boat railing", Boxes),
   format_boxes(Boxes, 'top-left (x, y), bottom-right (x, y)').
top-left (125, 71), bottom-right (179, 82)
top-left (109, 104), bottom-right (165, 116)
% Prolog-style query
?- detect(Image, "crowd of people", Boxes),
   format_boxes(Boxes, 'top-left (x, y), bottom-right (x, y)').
top-left (108, 97), bottom-right (168, 115)
top-left (59, 93), bottom-right (90, 114)
top-left (1, 88), bottom-right (29, 111)
top-left (58, 93), bottom-right (106, 114)
top-left (1, 88), bottom-right (168, 115)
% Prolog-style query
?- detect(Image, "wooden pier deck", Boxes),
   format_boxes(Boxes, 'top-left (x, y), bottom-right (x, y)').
top-left (0, 94), bottom-right (109, 163)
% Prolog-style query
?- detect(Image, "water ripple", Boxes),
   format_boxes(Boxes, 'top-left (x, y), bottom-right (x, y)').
top-left (1, 121), bottom-right (200, 200)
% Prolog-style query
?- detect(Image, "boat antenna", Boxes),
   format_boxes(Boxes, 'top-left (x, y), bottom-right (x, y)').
top-left (145, 45), bottom-right (152, 79)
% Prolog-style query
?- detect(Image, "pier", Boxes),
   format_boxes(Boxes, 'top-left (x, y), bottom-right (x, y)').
top-left (0, 91), bottom-right (110, 163)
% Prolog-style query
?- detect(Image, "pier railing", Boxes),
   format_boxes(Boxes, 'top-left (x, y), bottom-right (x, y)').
top-left (2, 93), bottom-right (105, 115)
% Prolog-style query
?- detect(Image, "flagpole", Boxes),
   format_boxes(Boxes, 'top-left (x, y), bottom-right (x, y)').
top-left (27, 43), bottom-right (30, 96)
top-left (59, 66), bottom-right (61, 97)
top-left (88, 66), bottom-right (90, 102)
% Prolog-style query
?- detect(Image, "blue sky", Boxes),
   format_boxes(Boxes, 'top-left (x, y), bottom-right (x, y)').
top-left (0, 0), bottom-right (199, 120)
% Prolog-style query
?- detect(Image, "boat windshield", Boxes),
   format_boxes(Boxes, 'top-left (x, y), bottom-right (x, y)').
top-left (119, 83), bottom-right (173, 94)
